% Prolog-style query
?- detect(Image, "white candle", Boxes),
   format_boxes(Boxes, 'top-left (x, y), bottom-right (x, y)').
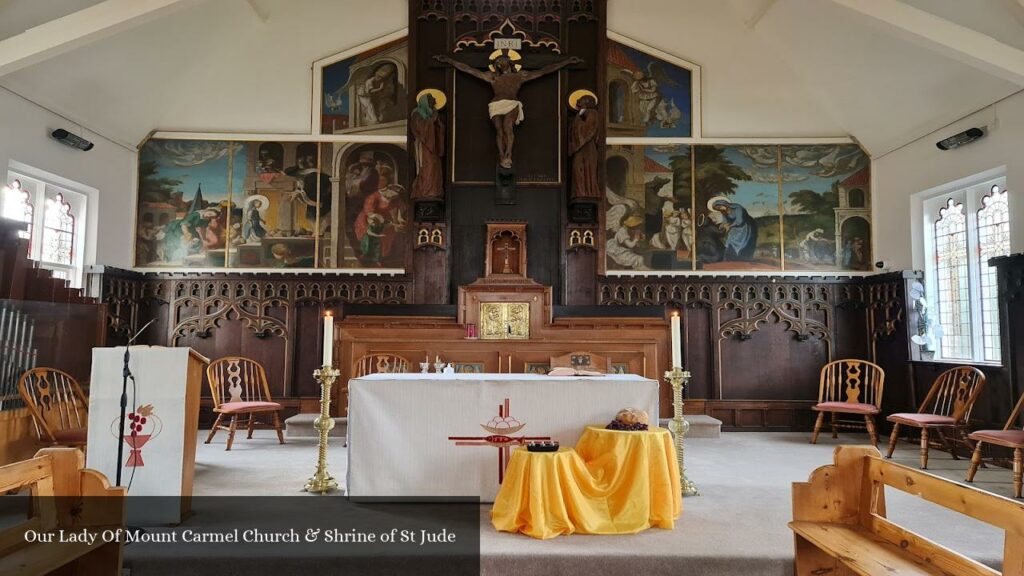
top-left (671, 311), bottom-right (681, 368)
top-left (323, 312), bottom-right (334, 367)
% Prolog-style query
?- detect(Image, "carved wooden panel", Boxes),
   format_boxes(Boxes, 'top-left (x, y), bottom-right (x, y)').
top-left (598, 274), bottom-right (910, 426)
top-left (95, 268), bottom-right (414, 422)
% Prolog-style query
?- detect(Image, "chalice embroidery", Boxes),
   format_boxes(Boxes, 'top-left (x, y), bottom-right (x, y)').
top-left (448, 398), bottom-right (550, 483)
top-left (110, 404), bottom-right (163, 467)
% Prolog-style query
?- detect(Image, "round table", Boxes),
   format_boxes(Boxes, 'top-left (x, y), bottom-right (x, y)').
top-left (491, 426), bottom-right (681, 539)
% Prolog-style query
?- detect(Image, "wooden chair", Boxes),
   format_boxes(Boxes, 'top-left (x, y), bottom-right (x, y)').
top-left (810, 359), bottom-right (885, 447)
top-left (348, 353), bottom-right (409, 447)
top-left (0, 447), bottom-right (125, 575)
top-left (791, 445), bottom-right (1024, 576)
top-left (966, 391), bottom-right (1024, 498)
top-left (549, 351), bottom-right (612, 374)
top-left (886, 365), bottom-right (986, 469)
top-left (205, 357), bottom-right (284, 451)
top-left (17, 367), bottom-right (89, 448)
top-left (353, 353), bottom-right (411, 378)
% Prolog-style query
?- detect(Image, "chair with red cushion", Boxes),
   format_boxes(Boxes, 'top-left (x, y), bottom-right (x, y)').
top-left (206, 357), bottom-right (284, 451)
top-left (810, 359), bottom-right (885, 446)
top-left (17, 367), bottom-right (89, 449)
top-left (886, 365), bottom-right (985, 469)
top-left (966, 391), bottom-right (1024, 498)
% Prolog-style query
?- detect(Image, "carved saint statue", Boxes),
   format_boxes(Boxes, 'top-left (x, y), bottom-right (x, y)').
top-left (434, 51), bottom-right (582, 169)
top-left (410, 89), bottom-right (446, 200)
top-left (568, 90), bottom-right (600, 200)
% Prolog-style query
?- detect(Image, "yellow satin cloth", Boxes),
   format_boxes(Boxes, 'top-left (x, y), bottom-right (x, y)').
top-left (491, 426), bottom-right (682, 539)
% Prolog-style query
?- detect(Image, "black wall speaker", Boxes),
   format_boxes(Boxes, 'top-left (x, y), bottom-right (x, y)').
top-left (50, 129), bottom-right (94, 151)
top-left (936, 127), bottom-right (985, 150)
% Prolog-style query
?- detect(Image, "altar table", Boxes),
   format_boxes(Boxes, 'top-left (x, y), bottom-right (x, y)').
top-left (346, 373), bottom-right (659, 501)
top-left (491, 427), bottom-right (681, 539)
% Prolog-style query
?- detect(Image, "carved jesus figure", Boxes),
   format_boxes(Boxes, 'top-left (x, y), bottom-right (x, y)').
top-left (434, 53), bottom-right (582, 169)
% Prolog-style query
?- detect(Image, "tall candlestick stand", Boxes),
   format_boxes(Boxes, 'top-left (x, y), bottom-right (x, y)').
top-left (664, 366), bottom-right (699, 496)
top-left (304, 365), bottom-right (340, 494)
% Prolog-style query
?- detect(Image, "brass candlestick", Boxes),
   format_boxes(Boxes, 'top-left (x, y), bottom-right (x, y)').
top-left (304, 365), bottom-right (340, 494)
top-left (664, 366), bottom-right (699, 497)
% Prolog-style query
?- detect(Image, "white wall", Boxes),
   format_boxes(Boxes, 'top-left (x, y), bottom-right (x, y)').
top-left (873, 89), bottom-right (1024, 271)
top-left (0, 87), bottom-right (136, 269)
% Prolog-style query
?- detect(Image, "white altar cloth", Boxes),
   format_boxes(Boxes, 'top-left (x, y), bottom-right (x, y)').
top-left (346, 373), bottom-right (659, 501)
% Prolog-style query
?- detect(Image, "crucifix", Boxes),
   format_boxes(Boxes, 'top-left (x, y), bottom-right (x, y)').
top-left (433, 51), bottom-right (581, 170)
top-left (496, 239), bottom-right (517, 274)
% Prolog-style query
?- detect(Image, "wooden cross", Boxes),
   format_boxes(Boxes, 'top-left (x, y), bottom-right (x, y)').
top-left (496, 240), bottom-right (517, 274)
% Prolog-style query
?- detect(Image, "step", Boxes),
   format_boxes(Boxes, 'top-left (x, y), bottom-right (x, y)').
top-left (284, 413), bottom-right (347, 438)
top-left (659, 415), bottom-right (722, 439)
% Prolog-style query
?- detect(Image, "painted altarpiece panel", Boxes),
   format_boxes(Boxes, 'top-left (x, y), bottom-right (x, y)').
top-left (605, 144), bottom-right (693, 272)
top-left (316, 35), bottom-right (409, 136)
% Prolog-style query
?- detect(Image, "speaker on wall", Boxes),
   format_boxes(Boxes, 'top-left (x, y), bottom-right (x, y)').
top-left (50, 128), bottom-right (94, 151)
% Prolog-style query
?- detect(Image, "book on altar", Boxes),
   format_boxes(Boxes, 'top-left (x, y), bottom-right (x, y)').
top-left (547, 366), bottom-right (605, 377)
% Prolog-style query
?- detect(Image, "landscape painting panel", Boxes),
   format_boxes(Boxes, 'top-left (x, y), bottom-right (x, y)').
top-left (694, 145), bottom-right (782, 271)
top-left (606, 40), bottom-right (692, 138)
top-left (330, 142), bottom-right (410, 269)
top-left (321, 39), bottom-right (408, 136)
top-left (781, 145), bottom-right (871, 271)
top-left (136, 139), bottom-right (243, 268)
top-left (605, 145), bottom-right (693, 271)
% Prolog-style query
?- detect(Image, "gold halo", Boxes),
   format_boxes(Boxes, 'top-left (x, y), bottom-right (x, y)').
top-left (568, 89), bottom-right (598, 110)
top-left (416, 88), bottom-right (447, 110)
top-left (488, 48), bottom-right (522, 72)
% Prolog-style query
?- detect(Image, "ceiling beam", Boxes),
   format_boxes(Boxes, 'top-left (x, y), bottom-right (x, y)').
top-left (0, 0), bottom-right (203, 78)
top-left (828, 0), bottom-right (1024, 86)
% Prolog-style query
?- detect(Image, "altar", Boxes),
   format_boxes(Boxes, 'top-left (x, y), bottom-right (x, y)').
top-left (346, 372), bottom-right (659, 501)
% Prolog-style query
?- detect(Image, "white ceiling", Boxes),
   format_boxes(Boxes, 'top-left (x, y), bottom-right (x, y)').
top-left (1, 0), bottom-right (1021, 156)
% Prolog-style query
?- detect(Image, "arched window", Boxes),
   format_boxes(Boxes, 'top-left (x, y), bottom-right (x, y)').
top-left (923, 177), bottom-right (1011, 364)
top-left (2, 179), bottom-right (34, 249)
top-left (606, 155), bottom-right (629, 195)
top-left (976, 184), bottom-right (1010, 361)
top-left (932, 198), bottom-right (970, 360)
top-left (847, 188), bottom-right (865, 208)
top-left (608, 80), bottom-right (627, 124)
top-left (42, 193), bottom-right (75, 267)
top-left (257, 142), bottom-right (284, 173)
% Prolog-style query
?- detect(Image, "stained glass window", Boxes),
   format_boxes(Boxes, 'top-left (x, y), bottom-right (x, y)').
top-left (933, 198), bottom-right (970, 360)
top-left (41, 193), bottom-right (75, 266)
top-left (2, 179), bottom-right (34, 246)
top-left (976, 185), bottom-right (1010, 362)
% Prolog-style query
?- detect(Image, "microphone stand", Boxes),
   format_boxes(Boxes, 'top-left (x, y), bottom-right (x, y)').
top-left (115, 319), bottom-right (155, 487)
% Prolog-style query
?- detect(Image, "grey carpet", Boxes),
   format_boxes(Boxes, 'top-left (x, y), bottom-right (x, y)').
top-left (130, 430), bottom-right (1013, 576)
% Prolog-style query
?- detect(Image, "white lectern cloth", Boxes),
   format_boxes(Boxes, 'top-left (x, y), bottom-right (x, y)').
top-left (346, 373), bottom-right (659, 501)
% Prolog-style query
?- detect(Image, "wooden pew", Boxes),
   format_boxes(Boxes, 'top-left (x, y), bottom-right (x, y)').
top-left (0, 447), bottom-right (125, 576)
top-left (791, 445), bottom-right (1024, 576)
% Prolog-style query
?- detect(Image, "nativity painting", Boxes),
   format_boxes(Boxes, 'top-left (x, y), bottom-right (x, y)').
top-left (319, 38), bottom-right (408, 136)
top-left (605, 145), bottom-right (693, 271)
top-left (606, 38), bottom-right (693, 138)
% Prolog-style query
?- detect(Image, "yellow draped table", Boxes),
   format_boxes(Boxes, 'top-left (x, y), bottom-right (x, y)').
top-left (491, 426), bottom-right (682, 539)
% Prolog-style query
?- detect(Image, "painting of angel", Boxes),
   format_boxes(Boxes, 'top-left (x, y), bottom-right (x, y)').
top-left (606, 39), bottom-right (693, 138)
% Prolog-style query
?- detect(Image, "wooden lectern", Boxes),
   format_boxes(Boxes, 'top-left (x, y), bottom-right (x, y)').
top-left (87, 346), bottom-right (208, 524)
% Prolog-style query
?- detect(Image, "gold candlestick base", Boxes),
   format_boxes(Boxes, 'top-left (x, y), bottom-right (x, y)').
top-left (304, 365), bottom-right (340, 494)
top-left (665, 366), bottom-right (699, 497)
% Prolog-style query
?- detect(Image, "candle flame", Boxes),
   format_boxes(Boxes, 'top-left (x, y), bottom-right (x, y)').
top-left (324, 311), bottom-right (333, 317)
top-left (672, 311), bottom-right (679, 317)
